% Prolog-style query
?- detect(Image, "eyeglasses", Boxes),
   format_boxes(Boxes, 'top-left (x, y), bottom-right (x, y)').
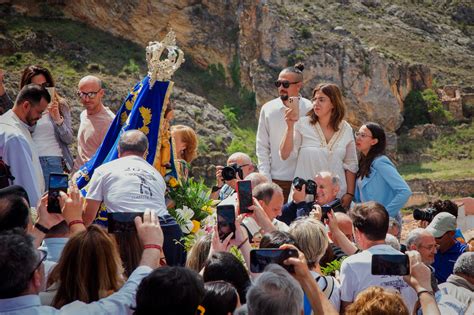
top-left (30, 249), bottom-right (47, 279)
top-left (77, 90), bottom-right (101, 99)
top-left (355, 131), bottom-right (373, 139)
top-left (39, 82), bottom-right (51, 88)
top-left (274, 80), bottom-right (300, 88)
top-left (238, 163), bottom-right (251, 168)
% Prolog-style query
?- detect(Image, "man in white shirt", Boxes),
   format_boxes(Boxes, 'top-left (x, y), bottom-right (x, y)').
top-left (242, 182), bottom-right (289, 244)
top-left (84, 129), bottom-right (167, 223)
top-left (0, 84), bottom-right (50, 206)
top-left (256, 64), bottom-right (312, 202)
top-left (339, 201), bottom-right (417, 313)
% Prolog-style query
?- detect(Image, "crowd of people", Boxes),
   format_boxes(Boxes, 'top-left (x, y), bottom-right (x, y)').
top-left (0, 63), bottom-right (473, 315)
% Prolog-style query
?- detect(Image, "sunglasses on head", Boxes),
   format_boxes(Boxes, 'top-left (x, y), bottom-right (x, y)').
top-left (274, 80), bottom-right (300, 88)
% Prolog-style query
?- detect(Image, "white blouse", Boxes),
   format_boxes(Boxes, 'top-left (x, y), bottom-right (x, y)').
top-left (290, 117), bottom-right (358, 198)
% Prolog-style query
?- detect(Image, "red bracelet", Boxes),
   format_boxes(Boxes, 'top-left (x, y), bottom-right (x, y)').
top-left (68, 220), bottom-right (84, 228)
top-left (144, 244), bottom-right (163, 252)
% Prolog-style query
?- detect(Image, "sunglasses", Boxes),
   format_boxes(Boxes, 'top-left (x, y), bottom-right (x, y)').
top-left (274, 80), bottom-right (300, 88)
top-left (77, 90), bottom-right (101, 99)
top-left (30, 249), bottom-right (47, 279)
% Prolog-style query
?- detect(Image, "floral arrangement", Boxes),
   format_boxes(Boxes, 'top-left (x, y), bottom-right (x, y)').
top-left (167, 176), bottom-right (216, 251)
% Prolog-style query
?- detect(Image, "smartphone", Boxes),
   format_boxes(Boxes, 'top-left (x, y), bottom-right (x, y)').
top-left (47, 173), bottom-right (68, 213)
top-left (108, 212), bottom-right (144, 234)
top-left (287, 96), bottom-right (300, 119)
top-left (237, 180), bottom-right (253, 214)
top-left (250, 248), bottom-right (299, 273)
top-left (217, 204), bottom-right (236, 241)
top-left (371, 254), bottom-right (410, 276)
top-left (45, 87), bottom-right (55, 103)
top-left (320, 199), bottom-right (345, 221)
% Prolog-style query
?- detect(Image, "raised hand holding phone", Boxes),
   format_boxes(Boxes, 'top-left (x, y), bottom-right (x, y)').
top-left (287, 96), bottom-right (300, 120)
top-left (237, 180), bottom-right (253, 214)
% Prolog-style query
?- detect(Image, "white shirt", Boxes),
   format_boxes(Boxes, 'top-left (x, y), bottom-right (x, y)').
top-left (242, 216), bottom-right (289, 237)
top-left (256, 97), bottom-right (312, 181)
top-left (86, 155), bottom-right (168, 216)
top-left (32, 112), bottom-right (62, 157)
top-left (0, 110), bottom-right (44, 205)
top-left (289, 118), bottom-right (358, 198)
top-left (340, 244), bottom-right (417, 312)
top-left (310, 270), bottom-right (341, 312)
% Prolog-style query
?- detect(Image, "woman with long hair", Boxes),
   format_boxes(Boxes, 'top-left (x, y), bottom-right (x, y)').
top-left (354, 122), bottom-right (411, 224)
top-left (42, 225), bottom-right (124, 307)
top-left (21, 65), bottom-right (74, 186)
top-left (280, 83), bottom-right (358, 208)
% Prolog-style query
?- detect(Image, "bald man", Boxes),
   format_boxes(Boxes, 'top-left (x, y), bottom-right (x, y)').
top-left (72, 75), bottom-right (115, 172)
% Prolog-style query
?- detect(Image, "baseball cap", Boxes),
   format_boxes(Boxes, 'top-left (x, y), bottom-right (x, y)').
top-left (425, 212), bottom-right (457, 238)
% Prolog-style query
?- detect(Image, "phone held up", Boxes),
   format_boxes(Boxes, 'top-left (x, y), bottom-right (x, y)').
top-left (47, 173), bottom-right (68, 213)
top-left (107, 212), bottom-right (144, 234)
top-left (287, 96), bottom-right (300, 120)
top-left (371, 254), bottom-right (410, 276)
top-left (250, 248), bottom-right (299, 273)
top-left (237, 180), bottom-right (253, 215)
top-left (217, 204), bottom-right (236, 241)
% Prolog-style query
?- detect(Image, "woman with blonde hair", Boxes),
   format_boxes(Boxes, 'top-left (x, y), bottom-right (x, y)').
top-left (42, 225), bottom-right (124, 307)
top-left (289, 217), bottom-right (341, 312)
top-left (185, 233), bottom-right (212, 272)
top-left (280, 83), bottom-right (358, 208)
top-left (345, 286), bottom-right (409, 315)
top-left (171, 125), bottom-right (198, 179)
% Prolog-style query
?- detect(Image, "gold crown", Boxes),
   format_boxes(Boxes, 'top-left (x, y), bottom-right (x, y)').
top-left (146, 29), bottom-right (185, 88)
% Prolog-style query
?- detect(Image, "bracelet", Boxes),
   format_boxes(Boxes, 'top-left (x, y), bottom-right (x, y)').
top-left (34, 223), bottom-right (50, 234)
top-left (237, 237), bottom-right (249, 249)
top-left (345, 192), bottom-right (354, 197)
top-left (416, 290), bottom-right (434, 298)
top-left (68, 220), bottom-right (84, 228)
top-left (144, 244), bottom-right (163, 252)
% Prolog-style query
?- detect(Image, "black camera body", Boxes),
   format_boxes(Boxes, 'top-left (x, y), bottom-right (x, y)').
top-left (413, 207), bottom-right (437, 222)
top-left (292, 177), bottom-right (316, 195)
top-left (222, 163), bottom-right (244, 181)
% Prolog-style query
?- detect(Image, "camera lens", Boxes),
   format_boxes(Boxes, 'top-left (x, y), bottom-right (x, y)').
top-left (413, 208), bottom-right (436, 222)
top-left (292, 177), bottom-right (306, 191)
top-left (222, 166), bottom-right (236, 181)
top-left (306, 180), bottom-right (316, 195)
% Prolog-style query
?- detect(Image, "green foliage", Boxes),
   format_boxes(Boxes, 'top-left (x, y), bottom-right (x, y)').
top-left (397, 134), bottom-right (430, 155)
top-left (122, 59), bottom-right (140, 76)
top-left (403, 90), bottom-right (430, 128)
top-left (222, 105), bottom-right (239, 127)
top-left (226, 127), bottom-right (257, 162)
top-left (422, 89), bottom-right (452, 124)
top-left (287, 51), bottom-right (305, 67)
top-left (321, 257), bottom-right (346, 277)
top-left (300, 26), bottom-right (312, 39)
top-left (229, 54), bottom-right (241, 88)
top-left (198, 139), bottom-right (210, 154)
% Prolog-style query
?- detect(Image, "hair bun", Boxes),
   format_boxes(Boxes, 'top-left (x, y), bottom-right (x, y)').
top-left (294, 63), bottom-right (305, 72)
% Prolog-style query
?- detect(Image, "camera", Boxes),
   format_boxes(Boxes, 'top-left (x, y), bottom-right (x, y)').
top-left (413, 207), bottom-right (437, 222)
top-left (292, 177), bottom-right (316, 195)
top-left (222, 163), bottom-right (244, 181)
top-left (320, 198), bottom-right (345, 220)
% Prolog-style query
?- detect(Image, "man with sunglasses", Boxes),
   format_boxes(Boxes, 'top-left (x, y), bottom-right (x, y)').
top-left (426, 212), bottom-right (468, 284)
top-left (72, 75), bottom-right (115, 172)
top-left (256, 63), bottom-right (312, 202)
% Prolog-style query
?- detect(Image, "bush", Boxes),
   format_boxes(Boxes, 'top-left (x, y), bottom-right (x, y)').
top-left (226, 127), bottom-right (257, 162)
top-left (403, 90), bottom-right (430, 128)
top-left (422, 89), bottom-right (452, 124)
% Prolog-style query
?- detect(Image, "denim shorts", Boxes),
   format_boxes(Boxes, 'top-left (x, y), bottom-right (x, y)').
top-left (39, 156), bottom-right (64, 190)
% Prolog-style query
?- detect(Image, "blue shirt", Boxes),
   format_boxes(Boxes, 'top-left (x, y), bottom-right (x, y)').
top-left (0, 266), bottom-right (151, 315)
top-left (355, 155), bottom-right (411, 218)
top-left (432, 241), bottom-right (468, 284)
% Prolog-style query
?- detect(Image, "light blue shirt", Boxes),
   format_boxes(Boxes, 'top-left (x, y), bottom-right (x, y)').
top-left (354, 155), bottom-right (411, 218)
top-left (0, 266), bottom-right (151, 315)
top-left (39, 238), bottom-right (69, 263)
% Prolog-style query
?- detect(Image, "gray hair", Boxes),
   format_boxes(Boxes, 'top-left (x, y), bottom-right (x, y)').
top-left (453, 252), bottom-right (474, 277)
top-left (385, 233), bottom-right (401, 251)
top-left (289, 217), bottom-right (328, 268)
top-left (252, 182), bottom-right (283, 205)
top-left (245, 172), bottom-right (269, 188)
top-left (316, 171), bottom-right (341, 187)
top-left (389, 217), bottom-right (401, 230)
top-left (246, 264), bottom-right (304, 315)
top-left (118, 130), bottom-right (148, 155)
top-left (406, 228), bottom-right (426, 247)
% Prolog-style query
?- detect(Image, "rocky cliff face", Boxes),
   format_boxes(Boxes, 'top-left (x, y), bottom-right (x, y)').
top-left (2, 0), bottom-right (472, 168)
top-left (45, 0), bottom-right (471, 134)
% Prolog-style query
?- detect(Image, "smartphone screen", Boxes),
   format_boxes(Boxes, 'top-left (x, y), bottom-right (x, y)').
top-left (250, 249), bottom-right (298, 273)
top-left (107, 212), bottom-right (144, 234)
top-left (237, 180), bottom-right (253, 214)
top-left (371, 254), bottom-right (410, 276)
top-left (45, 87), bottom-right (55, 103)
top-left (217, 205), bottom-right (236, 241)
top-left (47, 173), bottom-right (68, 213)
